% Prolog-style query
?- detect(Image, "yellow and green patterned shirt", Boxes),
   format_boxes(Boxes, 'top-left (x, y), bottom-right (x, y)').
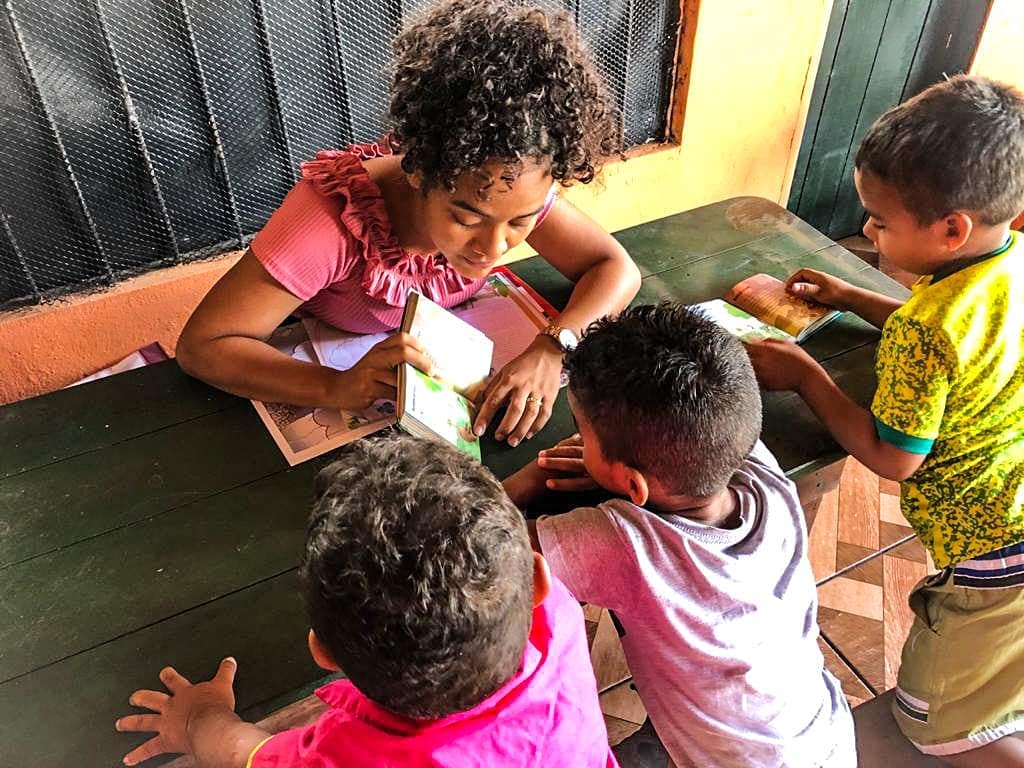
top-left (872, 232), bottom-right (1024, 567)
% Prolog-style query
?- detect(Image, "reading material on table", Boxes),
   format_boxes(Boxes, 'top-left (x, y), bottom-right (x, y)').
top-left (251, 323), bottom-right (397, 466)
top-left (252, 271), bottom-right (555, 465)
top-left (694, 273), bottom-right (841, 343)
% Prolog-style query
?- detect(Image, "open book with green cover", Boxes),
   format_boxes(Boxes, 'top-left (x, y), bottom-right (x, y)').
top-left (694, 273), bottom-right (841, 343)
top-left (394, 291), bottom-right (493, 459)
top-left (252, 271), bottom-right (554, 465)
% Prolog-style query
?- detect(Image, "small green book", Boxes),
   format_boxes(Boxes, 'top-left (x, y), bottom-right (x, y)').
top-left (395, 290), bottom-right (492, 459)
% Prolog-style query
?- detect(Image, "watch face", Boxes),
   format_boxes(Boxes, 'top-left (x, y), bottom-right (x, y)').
top-left (557, 328), bottom-right (578, 350)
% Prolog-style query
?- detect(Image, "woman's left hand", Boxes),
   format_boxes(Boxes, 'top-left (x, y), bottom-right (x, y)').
top-left (473, 337), bottom-right (563, 445)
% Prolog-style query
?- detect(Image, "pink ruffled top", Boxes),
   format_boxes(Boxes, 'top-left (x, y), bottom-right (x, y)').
top-left (251, 142), bottom-right (553, 334)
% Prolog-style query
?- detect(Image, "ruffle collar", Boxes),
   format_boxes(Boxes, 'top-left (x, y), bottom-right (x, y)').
top-left (299, 146), bottom-right (478, 308)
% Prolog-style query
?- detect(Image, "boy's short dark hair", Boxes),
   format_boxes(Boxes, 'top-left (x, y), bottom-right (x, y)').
top-left (855, 74), bottom-right (1024, 225)
top-left (565, 303), bottom-right (762, 498)
top-left (300, 435), bottom-right (534, 719)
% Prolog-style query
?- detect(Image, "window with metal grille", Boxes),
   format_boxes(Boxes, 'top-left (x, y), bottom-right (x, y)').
top-left (0, 0), bottom-right (679, 310)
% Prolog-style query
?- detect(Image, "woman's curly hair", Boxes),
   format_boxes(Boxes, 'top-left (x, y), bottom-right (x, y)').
top-left (389, 0), bottom-right (622, 191)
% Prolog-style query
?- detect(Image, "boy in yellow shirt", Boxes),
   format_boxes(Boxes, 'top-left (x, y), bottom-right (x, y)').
top-left (747, 75), bottom-right (1024, 765)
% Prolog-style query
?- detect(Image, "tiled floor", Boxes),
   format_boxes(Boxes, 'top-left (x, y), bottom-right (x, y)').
top-left (814, 234), bottom-right (932, 707)
top-left (806, 458), bottom-right (935, 707)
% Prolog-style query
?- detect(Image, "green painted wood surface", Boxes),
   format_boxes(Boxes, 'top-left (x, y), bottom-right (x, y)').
top-left (0, 465), bottom-right (317, 681)
top-left (827, 0), bottom-right (931, 238)
top-left (901, 1), bottom-right (990, 102)
top-left (787, 0), bottom-right (850, 214)
top-left (0, 573), bottom-right (323, 768)
top-left (0, 361), bottom-right (236, 480)
top-left (0, 404), bottom-right (286, 568)
top-left (794, 0), bottom-right (891, 235)
top-left (789, 0), bottom-right (987, 239)
top-left (0, 197), bottom-right (903, 766)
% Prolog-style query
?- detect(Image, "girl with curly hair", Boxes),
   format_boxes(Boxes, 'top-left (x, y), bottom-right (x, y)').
top-left (177, 0), bottom-right (640, 446)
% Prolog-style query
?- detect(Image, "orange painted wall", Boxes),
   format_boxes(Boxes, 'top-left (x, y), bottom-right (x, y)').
top-left (0, 0), bottom-right (835, 405)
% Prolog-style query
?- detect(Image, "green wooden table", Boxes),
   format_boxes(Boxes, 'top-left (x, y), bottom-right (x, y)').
top-left (0, 196), bottom-right (907, 767)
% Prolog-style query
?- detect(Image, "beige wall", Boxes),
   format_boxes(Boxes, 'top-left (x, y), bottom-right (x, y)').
top-left (971, 0), bottom-right (1024, 233)
top-left (971, 0), bottom-right (1024, 88)
top-left (1, 0), bottom-right (837, 404)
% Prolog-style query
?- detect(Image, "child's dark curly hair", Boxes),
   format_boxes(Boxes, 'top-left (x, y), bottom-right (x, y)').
top-left (389, 0), bottom-right (621, 192)
top-left (300, 434), bottom-right (535, 719)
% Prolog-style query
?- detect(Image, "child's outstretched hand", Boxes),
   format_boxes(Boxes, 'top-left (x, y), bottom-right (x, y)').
top-left (116, 657), bottom-right (238, 766)
top-left (785, 268), bottom-right (854, 310)
top-left (537, 434), bottom-right (597, 492)
top-left (744, 339), bottom-right (824, 393)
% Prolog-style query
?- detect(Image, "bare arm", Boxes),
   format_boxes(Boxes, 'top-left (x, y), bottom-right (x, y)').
top-left (797, 364), bottom-right (925, 481)
top-left (176, 252), bottom-right (431, 409)
top-left (837, 285), bottom-right (906, 330)
top-left (118, 659), bottom-right (268, 768)
top-left (187, 705), bottom-right (269, 768)
top-left (526, 197), bottom-right (641, 336)
top-left (745, 340), bottom-right (926, 481)
top-left (785, 268), bottom-right (905, 330)
top-left (474, 199), bottom-right (641, 444)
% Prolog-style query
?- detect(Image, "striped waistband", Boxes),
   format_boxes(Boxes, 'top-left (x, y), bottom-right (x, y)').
top-left (952, 541), bottom-right (1024, 589)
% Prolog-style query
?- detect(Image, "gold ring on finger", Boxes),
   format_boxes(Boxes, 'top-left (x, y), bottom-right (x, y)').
top-left (525, 394), bottom-right (543, 406)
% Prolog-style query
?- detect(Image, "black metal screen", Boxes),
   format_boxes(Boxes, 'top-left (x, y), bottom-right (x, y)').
top-left (0, 0), bottom-right (679, 310)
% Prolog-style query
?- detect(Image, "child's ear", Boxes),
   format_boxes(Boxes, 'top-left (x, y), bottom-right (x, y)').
top-left (623, 466), bottom-right (649, 507)
top-left (532, 552), bottom-right (552, 608)
top-left (937, 211), bottom-right (973, 252)
top-left (308, 629), bottom-right (340, 673)
top-left (406, 170), bottom-right (424, 192)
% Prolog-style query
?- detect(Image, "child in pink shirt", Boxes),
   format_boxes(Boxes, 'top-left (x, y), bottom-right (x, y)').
top-left (115, 435), bottom-right (616, 768)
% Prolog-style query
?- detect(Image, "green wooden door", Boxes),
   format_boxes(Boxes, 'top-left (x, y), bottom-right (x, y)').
top-left (788, 0), bottom-right (990, 239)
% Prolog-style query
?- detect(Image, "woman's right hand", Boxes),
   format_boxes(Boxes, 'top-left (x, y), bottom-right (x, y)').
top-left (785, 268), bottom-right (854, 310)
top-left (331, 333), bottom-right (434, 411)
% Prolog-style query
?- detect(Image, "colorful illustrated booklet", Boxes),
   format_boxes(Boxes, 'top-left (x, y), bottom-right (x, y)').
top-left (252, 271), bottom-right (554, 465)
top-left (693, 273), bottom-right (841, 343)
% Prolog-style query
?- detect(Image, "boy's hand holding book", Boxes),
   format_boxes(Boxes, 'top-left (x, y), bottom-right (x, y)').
top-left (744, 338), bottom-right (827, 394)
top-left (786, 268), bottom-right (905, 330)
top-left (785, 269), bottom-right (856, 311)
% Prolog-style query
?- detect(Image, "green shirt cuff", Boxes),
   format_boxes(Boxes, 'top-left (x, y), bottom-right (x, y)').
top-left (874, 418), bottom-right (934, 455)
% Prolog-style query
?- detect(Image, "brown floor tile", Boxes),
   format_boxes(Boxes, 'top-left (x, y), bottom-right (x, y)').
top-left (837, 459), bottom-right (880, 550)
top-left (600, 679), bottom-right (647, 725)
top-left (878, 489), bottom-right (904, 525)
top-left (819, 576), bottom-right (884, 621)
top-left (807, 486), bottom-right (840, 583)
top-left (879, 521), bottom-right (913, 548)
top-left (819, 637), bottom-right (874, 707)
top-left (835, 542), bottom-right (882, 584)
top-left (882, 555), bottom-right (926, 689)
top-left (818, 544), bottom-right (930, 694)
top-left (590, 607), bottom-right (631, 692)
top-left (878, 477), bottom-right (901, 497)
top-left (819, 606), bottom-right (885, 693)
top-left (605, 714), bottom-right (644, 747)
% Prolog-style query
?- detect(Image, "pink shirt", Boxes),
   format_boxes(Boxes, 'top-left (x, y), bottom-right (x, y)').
top-left (251, 143), bottom-right (555, 334)
top-left (248, 577), bottom-right (617, 768)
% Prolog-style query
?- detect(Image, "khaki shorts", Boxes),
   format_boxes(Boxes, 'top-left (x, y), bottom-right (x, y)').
top-left (894, 542), bottom-right (1024, 756)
